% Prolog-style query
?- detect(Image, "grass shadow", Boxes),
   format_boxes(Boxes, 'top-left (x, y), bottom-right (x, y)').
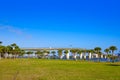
top-left (105, 64), bottom-right (120, 66)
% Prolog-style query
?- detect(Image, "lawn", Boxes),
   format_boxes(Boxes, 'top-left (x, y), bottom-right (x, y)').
top-left (0, 59), bottom-right (120, 80)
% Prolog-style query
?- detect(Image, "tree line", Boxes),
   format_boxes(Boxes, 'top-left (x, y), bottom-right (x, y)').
top-left (0, 41), bottom-right (24, 59)
top-left (0, 41), bottom-right (119, 62)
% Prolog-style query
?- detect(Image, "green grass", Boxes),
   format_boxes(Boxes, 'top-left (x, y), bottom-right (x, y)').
top-left (0, 59), bottom-right (120, 80)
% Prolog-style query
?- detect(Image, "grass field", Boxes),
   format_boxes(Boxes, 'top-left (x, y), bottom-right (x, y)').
top-left (0, 59), bottom-right (120, 80)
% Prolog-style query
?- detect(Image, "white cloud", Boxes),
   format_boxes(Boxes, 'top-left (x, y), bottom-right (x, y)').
top-left (0, 24), bottom-right (32, 39)
top-left (0, 24), bottom-right (23, 35)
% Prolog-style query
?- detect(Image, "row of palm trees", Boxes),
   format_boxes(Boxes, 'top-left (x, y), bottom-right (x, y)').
top-left (0, 41), bottom-right (119, 62)
top-left (33, 46), bottom-right (118, 62)
top-left (66, 46), bottom-right (117, 60)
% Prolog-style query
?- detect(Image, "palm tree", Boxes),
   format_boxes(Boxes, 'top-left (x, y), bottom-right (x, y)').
top-left (14, 46), bottom-right (21, 58)
top-left (70, 49), bottom-right (78, 60)
top-left (104, 48), bottom-right (110, 55)
top-left (10, 43), bottom-right (17, 58)
top-left (87, 49), bottom-right (94, 60)
top-left (19, 50), bottom-right (25, 57)
top-left (86, 50), bottom-right (90, 60)
top-left (0, 45), bottom-right (11, 59)
top-left (1, 46), bottom-right (6, 58)
top-left (35, 51), bottom-right (43, 59)
top-left (42, 50), bottom-right (50, 59)
top-left (42, 50), bottom-right (46, 58)
top-left (94, 47), bottom-right (102, 62)
top-left (104, 48), bottom-right (110, 61)
top-left (109, 46), bottom-right (117, 56)
top-left (45, 50), bottom-right (50, 59)
top-left (64, 49), bottom-right (69, 60)
top-left (11, 43), bottom-right (17, 50)
top-left (0, 42), bottom-right (22, 59)
top-left (77, 50), bottom-right (82, 60)
top-left (58, 49), bottom-right (63, 59)
top-left (89, 49), bottom-right (95, 59)
top-left (94, 47), bottom-right (101, 52)
top-left (109, 46), bottom-right (117, 63)
top-left (26, 51), bottom-right (33, 58)
top-left (4, 45), bottom-right (13, 58)
top-left (82, 49), bottom-right (87, 60)
top-left (51, 50), bottom-right (56, 59)
top-left (4, 46), bottom-right (10, 58)
top-left (94, 47), bottom-right (101, 56)
top-left (46, 50), bottom-right (50, 55)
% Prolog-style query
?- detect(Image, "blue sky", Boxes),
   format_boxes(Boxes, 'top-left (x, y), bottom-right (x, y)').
top-left (0, 0), bottom-right (120, 50)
